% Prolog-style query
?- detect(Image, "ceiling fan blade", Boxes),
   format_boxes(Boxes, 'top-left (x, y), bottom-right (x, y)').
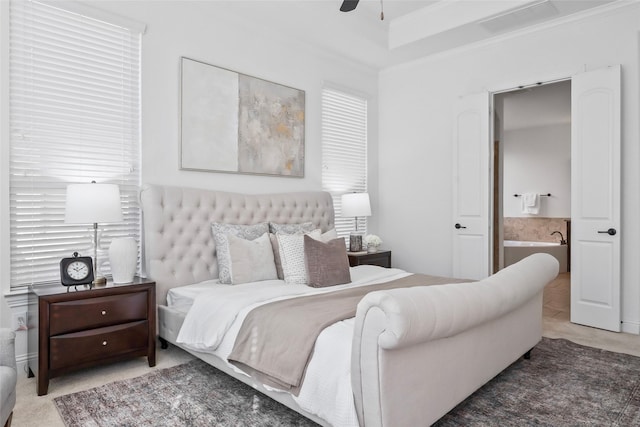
top-left (340, 0), bottom-right (360, 12)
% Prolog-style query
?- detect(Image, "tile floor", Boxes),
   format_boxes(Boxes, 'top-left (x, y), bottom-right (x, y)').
top-left (543, 272), bottom-right (571, 321)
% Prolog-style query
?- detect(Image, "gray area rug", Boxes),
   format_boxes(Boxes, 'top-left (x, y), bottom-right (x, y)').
top-left (434, 337), bottom-right (640, 426)
top-left (54, 338), bottom-right (640, 426)
top-left (54, 359), bottom-right (317, 426)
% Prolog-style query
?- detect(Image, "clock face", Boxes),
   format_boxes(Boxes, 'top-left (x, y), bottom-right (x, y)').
top-left (66, 260), bottom-right (90, 280)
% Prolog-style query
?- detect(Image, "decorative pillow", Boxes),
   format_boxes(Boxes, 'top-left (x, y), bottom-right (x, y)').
top-left (277, 229), bottom-right (321, 285)
top-left (320, 228), bottom-right (338, 242)
top-left (304, 236), bottom-right (351, 288)
top-left (270, 225), bottom-right (333, 280)
top-left (269, 222), bottom-right (316, 235)
top-left (227, 233), bottom-right (277, 285)
top-left (211, 222), bottom-right (269, 284)
top-left (269, 234), bottom-right (285, 280)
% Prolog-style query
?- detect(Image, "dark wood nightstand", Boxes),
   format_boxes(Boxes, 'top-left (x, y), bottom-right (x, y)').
top-left (348, 250), bottom-right (392, 268)
top-left (28, 277), bottom-right (156, 396)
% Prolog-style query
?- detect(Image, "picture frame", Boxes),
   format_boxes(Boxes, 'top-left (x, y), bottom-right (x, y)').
top-left (180, 57), bottom-right (305, 177)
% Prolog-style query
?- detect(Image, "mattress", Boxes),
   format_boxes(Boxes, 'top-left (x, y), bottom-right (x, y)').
top-left (167, 264), bottom-right (404, 311)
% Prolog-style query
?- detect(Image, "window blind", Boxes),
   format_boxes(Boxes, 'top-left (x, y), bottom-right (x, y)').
top-left (9, 0), bottom-right (142, 288)
top-left (321, 87), bottom-right (368, 240)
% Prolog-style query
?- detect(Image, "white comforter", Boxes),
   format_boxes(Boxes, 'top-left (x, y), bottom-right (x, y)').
top-left (175, 266), bottom-right (411, 427)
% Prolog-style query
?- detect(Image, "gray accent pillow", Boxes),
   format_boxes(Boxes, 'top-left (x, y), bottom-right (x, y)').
top-left (269, 222), bottom-right (316, 235)
top-left (211, 222), bottom-right (269, 284)
top-left (227, 233), bottom-right (277, 285)
top-left (304, 235), bottom-right (351, 288)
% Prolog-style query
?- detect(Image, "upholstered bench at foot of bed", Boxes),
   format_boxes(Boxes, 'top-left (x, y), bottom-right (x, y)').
top-left (351, 253), bottom-right (559, 427)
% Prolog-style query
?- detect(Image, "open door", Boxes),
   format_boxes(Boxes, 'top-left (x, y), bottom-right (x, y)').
top-left (452, 93), bottom-right (490, 280)
top-left (571, 65), bottom-right (621, 332)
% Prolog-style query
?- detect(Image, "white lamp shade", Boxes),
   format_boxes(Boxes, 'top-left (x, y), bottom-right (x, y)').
top-left (341, 193), bottom-right (371, 217)
top-left (65, 183), bottom-right (123, 224)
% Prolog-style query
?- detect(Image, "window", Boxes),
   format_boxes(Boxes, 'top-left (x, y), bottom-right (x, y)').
top-left (9, 0), bottom-right (143, 288)
top-left (321, 86), bottom-right (368, 240)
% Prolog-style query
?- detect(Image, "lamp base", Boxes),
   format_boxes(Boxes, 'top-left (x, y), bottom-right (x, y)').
top-left (349, 233), bottom-right (364, 252)
top-left (93, 276), bottom-right (107, 286)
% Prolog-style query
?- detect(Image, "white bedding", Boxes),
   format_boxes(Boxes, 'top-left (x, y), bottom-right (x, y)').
top-left (172, 265), bottom-right (411, 427)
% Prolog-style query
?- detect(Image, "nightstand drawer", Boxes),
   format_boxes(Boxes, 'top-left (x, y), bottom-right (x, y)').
top-left (50, 321), bottom-right (148, 370)
top-left (348, 250), bottom-right (392, 268)
top-left (49, 292), bottom-right (148, 335)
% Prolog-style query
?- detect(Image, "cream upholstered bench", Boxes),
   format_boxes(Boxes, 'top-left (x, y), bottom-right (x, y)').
top-left (0, 329), bottom-right (16, 427)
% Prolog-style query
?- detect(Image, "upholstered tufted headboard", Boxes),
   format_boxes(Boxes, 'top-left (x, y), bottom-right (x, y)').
top-left (139, 184), bottom-right (335, 306)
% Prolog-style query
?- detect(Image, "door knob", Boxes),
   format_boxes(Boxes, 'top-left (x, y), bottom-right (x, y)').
top-left (597, 228), bottom-right (617, 236)
top-left (454, 223), bottom-right (466, 229)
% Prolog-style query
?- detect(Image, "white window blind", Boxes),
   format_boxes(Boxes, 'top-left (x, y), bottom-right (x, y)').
top-left (321, 87), bottom-right (368, 240)
top-left (9, 0), bottom-right (142, 288)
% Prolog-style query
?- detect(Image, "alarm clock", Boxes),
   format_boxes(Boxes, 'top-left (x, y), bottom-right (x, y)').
top-left (60, 252), bottom-right (95, 286)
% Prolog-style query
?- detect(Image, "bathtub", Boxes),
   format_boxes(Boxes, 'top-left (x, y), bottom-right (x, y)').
top-left (504, 240), bottom-right (568, 273)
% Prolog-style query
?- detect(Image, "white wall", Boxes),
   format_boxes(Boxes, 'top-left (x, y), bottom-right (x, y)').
top-left (503, 124), bottom-right (571, 218)
top-left (378, 3), bottom-right (640, 333)
top-left (0, 1), bottom-right (380, 363)
top-left (94, 1), bottom-right (379, 195)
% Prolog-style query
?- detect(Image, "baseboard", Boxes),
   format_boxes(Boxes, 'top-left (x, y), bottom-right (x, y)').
top-left (16, 353), bottom-right (34, 378)
top-left (621, 320), bottom-right (640, 335)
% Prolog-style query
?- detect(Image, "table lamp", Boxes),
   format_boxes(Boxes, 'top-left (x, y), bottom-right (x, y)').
top-left (65, 181), bottom-right (123, 285)
top-left (341, 192), bottom-right (371, 252)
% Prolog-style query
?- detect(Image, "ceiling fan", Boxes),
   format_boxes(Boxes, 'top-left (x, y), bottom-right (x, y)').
top-left (340, 0), bottom-right (385, 20)
top-left (340, 0), bottom-right (360, 12)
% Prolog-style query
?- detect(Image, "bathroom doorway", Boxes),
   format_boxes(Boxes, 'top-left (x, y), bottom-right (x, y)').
top-left (452, 66), bottom-right (620, 330)
top-left (492, 80), bottom-right (572, 316)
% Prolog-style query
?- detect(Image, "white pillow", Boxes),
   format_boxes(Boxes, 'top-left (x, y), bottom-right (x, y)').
top-left (227, 233), bottom-right (277, 285)
top-left (277, 229), bottom-right (322, 285)
top-left (320, 228), bottom-right (338, 242)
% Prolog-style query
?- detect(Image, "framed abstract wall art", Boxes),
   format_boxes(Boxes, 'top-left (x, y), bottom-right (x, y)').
top-left (180, 57), bottom-right (305, 177)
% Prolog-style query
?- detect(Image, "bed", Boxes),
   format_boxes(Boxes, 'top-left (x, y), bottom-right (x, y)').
top-left (140, 184), bottom-right (559, 427)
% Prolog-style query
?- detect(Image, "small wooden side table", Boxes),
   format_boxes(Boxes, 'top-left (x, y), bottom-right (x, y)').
top-left (348, 250), bottom-right (392, 268)
top-left (28, 277), bottom-right (156, 395)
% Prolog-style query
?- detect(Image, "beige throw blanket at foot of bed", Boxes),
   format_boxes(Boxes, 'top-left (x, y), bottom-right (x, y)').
top-left (228, 274), bottom-right (468, 395)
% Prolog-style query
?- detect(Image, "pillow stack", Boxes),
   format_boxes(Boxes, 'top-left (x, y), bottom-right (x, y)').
top-left (211, 221), bottom-right (350, 287)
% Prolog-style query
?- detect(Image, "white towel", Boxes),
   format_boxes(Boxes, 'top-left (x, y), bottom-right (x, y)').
top-left (522, 192), bottom-right (539, 214)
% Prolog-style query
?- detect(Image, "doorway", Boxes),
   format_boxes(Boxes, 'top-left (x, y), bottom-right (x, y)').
top-left (453, 65), bottom-right (621, 331)
top-left (492, 80), bottom-right (572, 316)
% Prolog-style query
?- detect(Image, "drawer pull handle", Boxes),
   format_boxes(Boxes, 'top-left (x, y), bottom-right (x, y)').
top-left (101, 310), bottom-right (107, 315)
top-left (102, 341), bottom-right (108, 346)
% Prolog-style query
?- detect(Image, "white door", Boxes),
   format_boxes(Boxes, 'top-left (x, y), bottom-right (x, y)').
top-left (452, 93), bottom-right (490, 280)
top-left (571, 65), bottom-right (621, 332)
